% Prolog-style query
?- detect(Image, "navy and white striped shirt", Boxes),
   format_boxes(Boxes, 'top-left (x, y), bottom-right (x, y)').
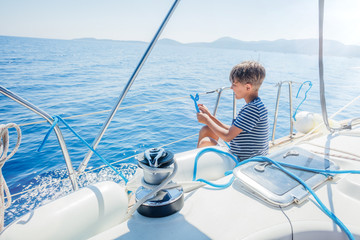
top-left (229, 97), bottom-right (269, 160)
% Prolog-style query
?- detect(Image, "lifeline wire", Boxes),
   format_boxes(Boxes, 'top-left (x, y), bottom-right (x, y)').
top-left (16, 91), bottom-right (215, 128)
top-left (38, 115), bottom-right (128, 184)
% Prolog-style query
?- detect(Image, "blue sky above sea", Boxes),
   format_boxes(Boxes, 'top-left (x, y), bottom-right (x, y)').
top-left (0, 0), bottom-right (360, 46)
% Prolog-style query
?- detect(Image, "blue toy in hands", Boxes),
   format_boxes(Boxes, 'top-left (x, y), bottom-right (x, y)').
top-left (190, 94), bottom-right (200, 113)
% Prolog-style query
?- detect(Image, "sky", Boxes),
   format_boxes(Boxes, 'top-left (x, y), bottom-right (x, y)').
top-left (1, 0), bottom-right (360, 45)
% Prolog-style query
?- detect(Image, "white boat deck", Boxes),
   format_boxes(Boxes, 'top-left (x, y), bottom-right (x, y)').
top-left (89, 126), bottom-right (360, 239)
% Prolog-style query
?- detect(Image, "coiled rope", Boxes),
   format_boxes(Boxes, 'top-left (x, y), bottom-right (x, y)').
top-left (0, 123), bottom-right (21, 231)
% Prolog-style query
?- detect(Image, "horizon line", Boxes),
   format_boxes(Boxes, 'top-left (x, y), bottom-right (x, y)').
top-left (1, 34), bottom-right (359, 47)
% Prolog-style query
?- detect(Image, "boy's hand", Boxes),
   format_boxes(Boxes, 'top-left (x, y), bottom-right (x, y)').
top-left (197, 112), bottom-right (209, 124)
top-left (198, 104), bottom-right (211, 116)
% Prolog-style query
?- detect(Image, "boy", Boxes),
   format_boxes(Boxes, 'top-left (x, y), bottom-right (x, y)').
top-left (196, 61), bottom-right (269, 161)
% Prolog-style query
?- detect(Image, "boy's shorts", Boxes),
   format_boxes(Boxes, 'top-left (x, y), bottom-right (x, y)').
top-left (217, 138), bottom-right (231, 150)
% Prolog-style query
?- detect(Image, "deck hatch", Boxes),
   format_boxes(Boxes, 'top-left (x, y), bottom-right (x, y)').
top-left (233, 147), bottom-right (338, 206)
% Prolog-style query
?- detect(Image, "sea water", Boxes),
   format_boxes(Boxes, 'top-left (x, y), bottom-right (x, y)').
top-left (1, 35), bottom-right (360, 225)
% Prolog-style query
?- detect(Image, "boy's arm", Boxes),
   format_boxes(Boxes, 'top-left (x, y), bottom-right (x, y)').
top-left (208, 114), bottom-right (231, 130)
top-left (197, 112), bottom-right (242, 142)
top-left (198, 104), bottom-right (230, 130)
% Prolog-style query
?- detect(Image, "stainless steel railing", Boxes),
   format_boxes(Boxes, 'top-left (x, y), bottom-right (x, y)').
top-left (215, 82), bottom-right (297, 144)
top-left (271, 81), bottom-right (304, 143)
top-left (0, 86), bottom-right (79, 191)
top-left (207, 86), bottom-right (236, 119)
top-left (213, 82), bottom-right (300, 144)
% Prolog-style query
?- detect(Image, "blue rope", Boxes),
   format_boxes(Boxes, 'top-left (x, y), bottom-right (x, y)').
top-left (190, 93), bottom-right (200, 113)
top-left (37, 116), bottom-right (59, 152)
top-left (293, 81), bottom-right (313, 121)
top-left (196, 176), bottom-right (236, 189)
top-left (38, 115), bottom-right (128, 184)
top-left (192, 147), bottom-right (238, 189)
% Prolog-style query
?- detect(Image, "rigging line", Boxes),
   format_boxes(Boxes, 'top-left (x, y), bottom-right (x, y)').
top-left (302, 142), bottom-right (360, 161)
top-left (318, 0), bottom-right (332, 132)
top-left (318, 0), bottom-right (348, 133)
top-left (291, 94), bottom-right (360, 147)
top-left (16, 93), bottom-right (211, 127)
top-left (79, 0), bottom-right (181, 174)
top-left (159, 133), bottom-right (198, 148)
top-left (310, 150), bottom-right (359, 162)
top-left (329, 94), bottom-right (360, 119)
top-left (37, 115), bottom-right (128, 183)
top-left (87, 156), bottom-right (136, 173)
top-left (89, 133), bottom-right (198, 173)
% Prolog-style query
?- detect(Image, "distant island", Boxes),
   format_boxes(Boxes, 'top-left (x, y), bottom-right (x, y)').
top-left (157, 37), bottom-right (360, 58)
top-left (1, 35), bottom-right (360, 58)
top-left (74, 36), bottom-right (360, 57)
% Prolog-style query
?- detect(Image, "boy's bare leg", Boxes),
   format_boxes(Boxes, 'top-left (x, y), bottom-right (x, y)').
top-left (197, 125), bottom-right (219, 148)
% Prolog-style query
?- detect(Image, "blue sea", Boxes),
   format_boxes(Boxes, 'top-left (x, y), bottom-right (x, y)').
top-left (1, 35), bottom-right (360, 226)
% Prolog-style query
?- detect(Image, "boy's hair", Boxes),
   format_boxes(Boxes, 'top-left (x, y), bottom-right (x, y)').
top-left (229, 61), bottom-right (266, 91)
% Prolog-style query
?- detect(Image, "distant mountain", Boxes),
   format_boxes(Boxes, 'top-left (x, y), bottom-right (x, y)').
top-left (72, 37), bottom-right (147, 45)
top-left (158, 38), bottom-right (182, 46)
top-left (2, 35), bottom-right (359, 57)
top-left (73, 37), bottom-right (98, 41)
top-left (159, 36), bottom-right (360, 58)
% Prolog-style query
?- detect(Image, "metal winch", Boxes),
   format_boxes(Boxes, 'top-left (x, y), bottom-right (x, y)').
top-left (135, 148), bottom-right (184, 218)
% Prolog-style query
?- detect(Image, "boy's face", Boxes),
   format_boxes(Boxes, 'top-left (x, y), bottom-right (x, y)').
top-left (230, 79), bottom-right (250, 100)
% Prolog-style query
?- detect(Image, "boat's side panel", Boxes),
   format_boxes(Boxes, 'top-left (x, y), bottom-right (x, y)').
top-left (0, 181), bottom-right (128, 240)
top-left (173, 146), bottom-right (236, 181)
